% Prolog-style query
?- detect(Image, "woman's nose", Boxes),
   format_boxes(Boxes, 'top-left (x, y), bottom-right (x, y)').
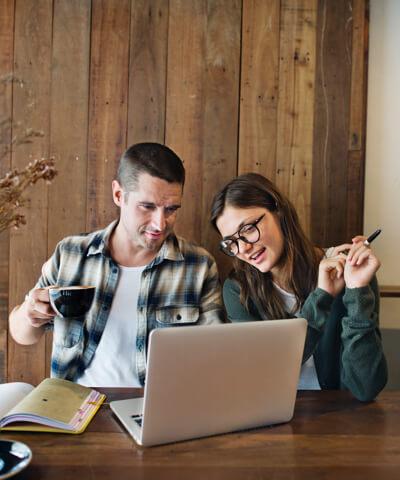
top-left (237, 238), bottom-right (253, 254)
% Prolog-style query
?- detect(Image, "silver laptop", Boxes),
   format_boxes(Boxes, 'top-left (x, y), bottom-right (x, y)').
top-left (110, 318), bottom-right (307, 447)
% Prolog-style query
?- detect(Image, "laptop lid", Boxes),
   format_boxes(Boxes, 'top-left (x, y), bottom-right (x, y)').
top-left (111, 318), bottom-right (307, 447)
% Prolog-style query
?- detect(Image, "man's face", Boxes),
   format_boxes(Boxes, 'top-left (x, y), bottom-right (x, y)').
top-left (112, 172), bottom-right (182, 253)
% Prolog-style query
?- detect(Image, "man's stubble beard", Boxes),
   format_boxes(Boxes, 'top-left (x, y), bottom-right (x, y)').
top-left (137, 227), bottom-right (173, 252)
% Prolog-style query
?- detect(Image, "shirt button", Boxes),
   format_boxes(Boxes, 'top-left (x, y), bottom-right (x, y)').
top-left (112, 267), bottom-right (118, 274)
top-left (102, 304), bottom-right (109, 311)
top-left (176, 314), bottom-right (182, 320)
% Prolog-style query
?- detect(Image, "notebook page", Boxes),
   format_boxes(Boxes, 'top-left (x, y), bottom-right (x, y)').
top-left (0, 383), bottom-right (34, 419)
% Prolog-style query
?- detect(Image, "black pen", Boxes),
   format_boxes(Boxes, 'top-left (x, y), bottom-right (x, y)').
top-left (364, 229), bottom-right (382, 246)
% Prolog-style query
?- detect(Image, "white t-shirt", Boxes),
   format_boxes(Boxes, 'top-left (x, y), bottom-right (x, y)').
top-left (77, 265), bottom-right (146, 387)
top-left (273, 283), bottom-right (321, 390)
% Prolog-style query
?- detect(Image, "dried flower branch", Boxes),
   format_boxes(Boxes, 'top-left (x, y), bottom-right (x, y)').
top-left (1, 74), bottom-right (58, 234)
top-left (0, 158), bottom-right (57, 234)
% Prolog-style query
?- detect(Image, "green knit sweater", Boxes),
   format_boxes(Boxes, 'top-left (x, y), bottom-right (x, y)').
top-left (223, 276), bottom-right (388, 401)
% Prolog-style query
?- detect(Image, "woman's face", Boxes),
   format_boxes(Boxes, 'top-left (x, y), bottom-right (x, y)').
top-left (216, 205), bottom-right (285, 275)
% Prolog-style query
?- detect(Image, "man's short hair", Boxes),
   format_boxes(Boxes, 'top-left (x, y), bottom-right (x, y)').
top-left (116, 143), bottom-right (185, 191)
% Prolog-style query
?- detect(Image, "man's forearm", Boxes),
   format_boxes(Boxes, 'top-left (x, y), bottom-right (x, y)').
top-left (9, 303), bottom-right (46, 345)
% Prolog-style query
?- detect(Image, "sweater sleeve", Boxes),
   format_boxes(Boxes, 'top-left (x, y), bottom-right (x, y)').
top-left (339, 276), bottom-right (388, 401)
top-left (299, 288), bottom-right (335, 363)
top-left (224, 277), bottom-right (335, 339)
top-left (224, 279), bottom-right (335, 362)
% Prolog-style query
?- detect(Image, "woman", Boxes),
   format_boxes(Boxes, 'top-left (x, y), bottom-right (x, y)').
top-left (211, 173), bottom-right (387, 401)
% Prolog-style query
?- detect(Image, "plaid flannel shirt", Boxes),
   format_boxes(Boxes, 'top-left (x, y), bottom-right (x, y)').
top-left (35, 220), bottom-right (225, 385)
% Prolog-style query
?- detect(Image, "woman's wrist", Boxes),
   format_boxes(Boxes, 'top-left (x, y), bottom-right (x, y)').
top-left (345, 279), bottom-right (371, 289)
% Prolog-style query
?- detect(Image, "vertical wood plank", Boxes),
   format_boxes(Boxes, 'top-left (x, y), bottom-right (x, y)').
top-left (165, 0), bottom-right (207, 242)
top-left (276, 0), bottom-right (318, 235)
top-left (346, 149), bottom-right (364, 239)
top-left (166, 0), bottom-right (241, 280)
top-left (0, 0), bottom-right (15, 383)
top-left (45, 0), bottom-right (91, 378)
top-left (311, 0), bottom-right (353, 246)
top-left (238, 0), bottom-right (280, 179)
top-left (87, 0), bottom-right (131, 231)
top-left (201, 0), bottom-right (241, 278)
top-left (346, 0), bottom-right (368, 239)
top-left (48, 0), bottom-right (91, 250)
top-left (8, 0), bottom-right (53, 384)
top-left (127, 0), bottom-right (169, 145)
top-left (348, 0), bottom-right (367, 152)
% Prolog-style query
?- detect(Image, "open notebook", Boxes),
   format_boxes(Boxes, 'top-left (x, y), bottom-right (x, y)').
top-left (111, 318), bottom-right (307, 446)
top-left (0, 378), bottom-right (105, 433)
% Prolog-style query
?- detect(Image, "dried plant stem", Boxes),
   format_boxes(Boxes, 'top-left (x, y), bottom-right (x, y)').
top-left (0, 73), bottom-right (57, 234)
top-left (0, 158), bottom-right (57, 234)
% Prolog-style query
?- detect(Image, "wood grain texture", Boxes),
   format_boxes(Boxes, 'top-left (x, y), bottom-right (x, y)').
top-left (87, 0), bottom-right (131, 231)
top-left (346, 0), bottom-right (368, 239)
top-left (238, 0), bottom-right (280, 179)
top-left (8, 0), bottom-right (53, 383)
top-left (166, 0), bottom-right (241, 278)
top-left (201, 0), bottom-right (241, 278)
top-left (127, 0), bottom-right (169, 145)
top-left (165, 0), bottom-right (207, 242)
top-left (349, 0), bottom-right (368, 152)
top-left (1, 0), bottom-right (370, 382)
top-left (311, 0), bottom-right (353, 246)
top-left (48, 0), bottom-right (91, 250)
top-left (3, 390), bottom-right (400, 479)
top-left (0, 0), bottom-right (15, 383)
top-left (346, 149), bottom-right (364, 241)
top-left (45, 0), bottom-right (91, 378)
top-left (276, 0), bottom-right (318, 236)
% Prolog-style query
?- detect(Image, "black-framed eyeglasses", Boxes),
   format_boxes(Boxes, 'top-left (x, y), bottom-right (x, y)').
top-left (219, 214), bottom-right (265, 257)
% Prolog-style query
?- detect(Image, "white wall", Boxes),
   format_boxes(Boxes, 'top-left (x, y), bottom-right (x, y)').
top-left (366, 0), bottom-right (400, 329)
top-left (365, 0), bottom-right (400, 286)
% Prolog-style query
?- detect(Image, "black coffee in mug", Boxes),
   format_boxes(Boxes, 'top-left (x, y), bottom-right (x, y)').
top-left (49, 286), bottom-right (95, 318)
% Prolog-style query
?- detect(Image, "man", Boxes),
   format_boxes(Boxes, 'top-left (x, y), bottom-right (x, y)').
top-left (9, 143), bottom-right (224, 386)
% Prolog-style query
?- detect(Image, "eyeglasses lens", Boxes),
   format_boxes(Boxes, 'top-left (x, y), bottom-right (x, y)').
top-left (220, 221), bottom-right (261, 257)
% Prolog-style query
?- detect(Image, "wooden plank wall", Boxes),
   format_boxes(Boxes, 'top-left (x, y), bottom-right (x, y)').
top-left (0, 0), bottom-right (368, 384)
top-left (0, 0), bottom-right (14, 382)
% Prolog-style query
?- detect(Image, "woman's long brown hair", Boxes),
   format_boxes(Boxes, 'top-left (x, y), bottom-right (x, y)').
top-left (211, 173), bottom-right (322, 319)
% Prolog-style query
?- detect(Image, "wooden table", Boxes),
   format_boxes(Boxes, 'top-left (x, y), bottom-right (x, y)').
top-left (2, 389), bottom-right (400, 480)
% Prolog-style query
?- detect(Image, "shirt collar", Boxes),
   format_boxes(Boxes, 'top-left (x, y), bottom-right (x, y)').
top-left (87, 220), bottom-right (118, 257)
top-left (148, 233), bottom-right (184, 268)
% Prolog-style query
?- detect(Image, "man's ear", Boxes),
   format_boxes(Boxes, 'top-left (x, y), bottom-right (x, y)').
top-left (112, 180), bottom-right (124, 207)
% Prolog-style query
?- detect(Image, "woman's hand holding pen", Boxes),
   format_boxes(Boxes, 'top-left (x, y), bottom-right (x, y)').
top-left (318, 229), bottom-right (382, 295)
top-left (344, 237), bottom-right (381, 289)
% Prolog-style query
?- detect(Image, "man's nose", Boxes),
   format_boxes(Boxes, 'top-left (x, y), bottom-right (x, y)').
top-left (151, 209), bottom-right (166, 231)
